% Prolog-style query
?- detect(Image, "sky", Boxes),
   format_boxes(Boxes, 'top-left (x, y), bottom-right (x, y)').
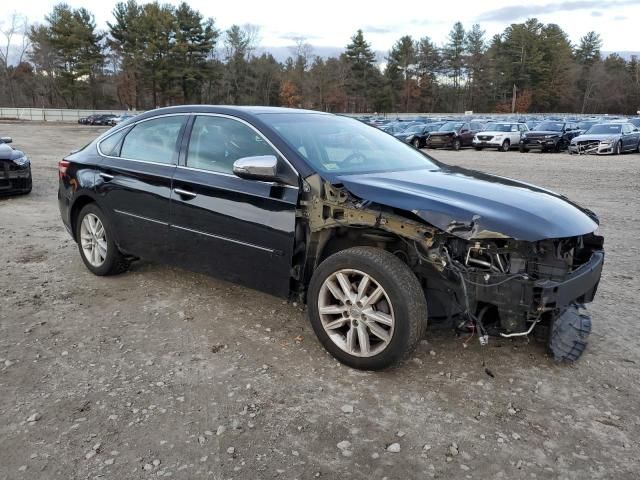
top-left (1, 0), bottom-right (639, 57)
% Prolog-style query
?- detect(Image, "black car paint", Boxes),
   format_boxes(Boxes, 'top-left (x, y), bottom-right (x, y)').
top-left (336, 167), bottom-right (598, 242)
top-left (0, 141), bottom-right (32, 195)
top-left (520, 123), bottom-right (580, 151)
top-left (59, 106), bottom-right (601, 304)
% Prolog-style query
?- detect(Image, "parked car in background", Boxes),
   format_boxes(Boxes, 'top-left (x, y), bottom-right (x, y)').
top-left (90, 114), bottom-right (117, 125)
top-left (107, 114), bottom-right (136, 126)
top-left (519, 121), bottom-right (580, 152)
top-left (79, 114), bottom-right (100, 125)
top-left (58, 106), bottom-right (604, 369)
top-left (576, 120), bottom-right (599, 135)
top-left (628, 118), bottom-right (640, 129)
top-left (425, 121), bottom-right (482, 150)
top-left (399, 122), bottom-right (445, 148)
top-left (473, 122), bottom-right (529, 152)
top-left (569, 123), bottom-right (640, 155)
top-left (0, 136), bottom-right (32, 195)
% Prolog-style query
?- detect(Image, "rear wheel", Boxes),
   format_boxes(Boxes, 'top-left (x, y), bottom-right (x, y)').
top-left (500, 139), bottom-right (510, 152)
top-left (452, 139), bottom-right (461, 151)
top-left (412, 138), bottom-right (421, 149)
top-left (76, 203), bottom-right (129, 276)
top-left (307, 247), bottom-right (427, 370)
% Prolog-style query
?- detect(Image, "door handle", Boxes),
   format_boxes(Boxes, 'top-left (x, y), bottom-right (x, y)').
top-left (99, 172), bottom-right (114, 181)
top-left (174, 188), bottom-right (197, 199)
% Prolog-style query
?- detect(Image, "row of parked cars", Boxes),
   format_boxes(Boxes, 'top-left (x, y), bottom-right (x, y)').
top-left (78, 113), bottom-right (136, 126)
top-left (356, 115), bottom-right (640, 155)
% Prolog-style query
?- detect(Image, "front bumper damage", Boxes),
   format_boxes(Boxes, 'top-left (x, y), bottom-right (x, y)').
top-left (569, 141), bottom-right (616, 155)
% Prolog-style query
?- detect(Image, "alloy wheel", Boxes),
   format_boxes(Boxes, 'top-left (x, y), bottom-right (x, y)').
top-left (80, 213), bottom-right (107, 267)
top-left (317, 269), bottom-right (395, 357)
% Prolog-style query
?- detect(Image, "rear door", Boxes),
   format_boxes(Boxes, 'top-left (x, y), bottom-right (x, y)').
top-left (169, 114), bottom-right (299, 297)
top-left (95, 114), bottom-right (188, 260)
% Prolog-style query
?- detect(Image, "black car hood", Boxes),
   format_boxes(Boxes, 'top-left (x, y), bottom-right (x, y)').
top-left (336, 167), bottom-right (598, 241)
top-left (0, 143), bottom-right (24, 161)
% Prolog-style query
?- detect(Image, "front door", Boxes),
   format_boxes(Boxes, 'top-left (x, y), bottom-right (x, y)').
top-left (95, 114), bottom-right (187, 259)
top-left (169, 114), bottom-right (298, 297)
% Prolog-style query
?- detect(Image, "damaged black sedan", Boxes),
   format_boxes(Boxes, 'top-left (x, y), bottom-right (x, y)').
top-left (0, 136), bottom-right (32, 195)
top-left (58, 107), bottom-right (604, 370)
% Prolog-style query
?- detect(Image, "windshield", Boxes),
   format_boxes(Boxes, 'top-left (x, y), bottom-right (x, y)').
top-left (578, 121), bottom-right (597, 130)
top-left (489, 123), bottom-right (516, 132)
top-left (403, 125), bottom-right (425, 134)
top-left (439, 122), bottom-right (463, 131)
top-left (261, 113), bottom-right (439, 175)
top-left (536, 122), bottom-right (564, 131)
top-left (585, 124), bottom-right (622, 134)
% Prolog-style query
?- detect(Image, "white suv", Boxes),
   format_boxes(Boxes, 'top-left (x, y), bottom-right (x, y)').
top-left (473, 123), bottom-right (529, 152)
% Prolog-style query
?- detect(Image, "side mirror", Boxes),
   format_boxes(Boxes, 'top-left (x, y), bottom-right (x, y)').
top-left (233, 155), bottom-right (279, 182)
top-left (0, 136), bottom-right (12, 144)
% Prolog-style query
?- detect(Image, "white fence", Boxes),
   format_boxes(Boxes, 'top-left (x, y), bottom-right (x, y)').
top-left (0, 107), bottom-right (141, 122)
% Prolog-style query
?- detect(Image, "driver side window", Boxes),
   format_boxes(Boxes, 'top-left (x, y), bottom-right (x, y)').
top-left (186, 116), bottom-right (276, 174)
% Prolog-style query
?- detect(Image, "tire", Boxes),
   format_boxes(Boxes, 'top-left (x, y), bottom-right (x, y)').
top-left (615, 141), bottom-right (622, 155)
top-left (636, 141), bottom-right (640, 153)
top-left (473, 146), bottom-right (483, 151)
top-left (548, 304), bottom-right (591, 362)
top-left (452, 139), bottom-right (461, 151)
top-left (412, 138), bottom-right (421, 149)
top-left (500, 139), bottom-right (510, 152)
top-left (75, 203), bottom-right (129, 276)
top-left (307, 247), bottom-right (427, 370)
top-left (519, 145), bottom-right (528, 153)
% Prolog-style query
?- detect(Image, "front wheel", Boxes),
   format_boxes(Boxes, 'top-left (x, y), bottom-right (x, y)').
top-left (500, 139), bottom-right (510, 152)
top-left (452, 139), bottom-right (461, 151)
top-left (519, 145), bottom-right (528, 153)
top-left (76, 203), bottom-right (129, 276)
top-left (412, 138), bottom-right (421, 149)
top-left (307, 247), bottom-right (427, 370)
top-left (615, 141), bottom-right (622, 155)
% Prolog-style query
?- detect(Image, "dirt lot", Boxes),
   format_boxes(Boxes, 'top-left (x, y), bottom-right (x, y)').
top-left (0, 121), bottom-right (639, 480)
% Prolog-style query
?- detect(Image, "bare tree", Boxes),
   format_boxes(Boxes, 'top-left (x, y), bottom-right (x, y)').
top-left (0, 13), bottom-right (31, 106)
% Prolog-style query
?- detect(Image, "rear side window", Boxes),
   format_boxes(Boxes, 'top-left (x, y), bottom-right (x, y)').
top-left (120, 116), bottom-right (185, 164)
top-left (98, 128), bottom-right (128, 156)
top-left (186, 116), bottom-right (276, 174)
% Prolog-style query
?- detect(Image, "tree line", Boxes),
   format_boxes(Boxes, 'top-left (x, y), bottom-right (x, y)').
top-left (1, 1), bottom-right (639, 114)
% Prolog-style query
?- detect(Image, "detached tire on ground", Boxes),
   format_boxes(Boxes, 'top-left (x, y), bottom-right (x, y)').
top-left (548, 304), bottom-right (592, 362)
top-left (307, 247), bottom-right (427, 370)
top-left (75, 203), bottom-right (129, 276)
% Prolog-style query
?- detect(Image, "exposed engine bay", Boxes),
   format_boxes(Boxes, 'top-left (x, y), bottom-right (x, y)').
top-left (293, 176), bottom-right (604, 360)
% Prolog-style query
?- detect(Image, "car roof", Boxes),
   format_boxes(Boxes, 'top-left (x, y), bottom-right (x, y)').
top-left (135, 105), bottom-right (328, 121)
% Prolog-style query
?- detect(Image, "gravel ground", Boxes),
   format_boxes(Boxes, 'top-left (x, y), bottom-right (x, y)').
top-left (1, 122), bottom-right (639, 480)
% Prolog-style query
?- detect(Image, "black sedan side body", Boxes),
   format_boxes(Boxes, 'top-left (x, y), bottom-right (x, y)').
top-left (58, 106), bottom-right (604, 367)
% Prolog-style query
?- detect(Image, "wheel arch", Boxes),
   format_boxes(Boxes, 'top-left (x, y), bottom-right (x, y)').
top-left (69, 193), bottom-right (98, 242)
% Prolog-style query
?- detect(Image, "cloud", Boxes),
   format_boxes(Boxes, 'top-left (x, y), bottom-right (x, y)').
top-left (362, 25), bottom-right (394, 34)
top-left (279, 32), bottom-right (321, 42)
top-left (614, 15), bottom-right (627, 20)
top-left (591, 11), bottom-right (603, 17)
top-left (477, 0), bottom-right (637, 22)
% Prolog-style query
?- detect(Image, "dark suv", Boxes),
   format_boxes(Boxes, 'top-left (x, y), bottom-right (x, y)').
top-left (425, 121), bottom-right (483, 150)
top-left (58, 106), bottom-right (604, 370)
top-left (520, 121), bottom-right (580, 152)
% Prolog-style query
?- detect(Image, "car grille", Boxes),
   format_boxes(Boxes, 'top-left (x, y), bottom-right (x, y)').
top-left (577, 140), bottom-right (600, 147)
top-left (478, 135), bottom-right (493, 141)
